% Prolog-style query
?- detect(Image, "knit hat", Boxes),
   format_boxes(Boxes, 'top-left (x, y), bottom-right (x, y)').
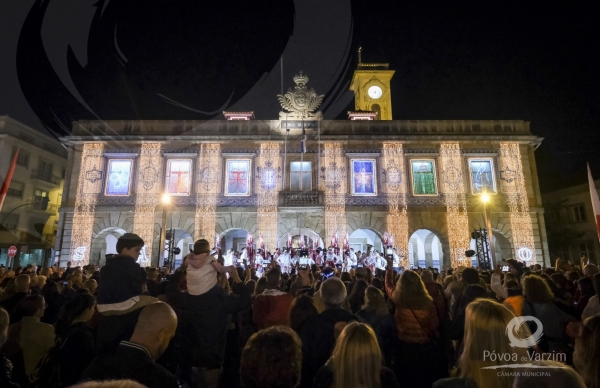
top-left (193, 239), bottom-right (211, 254)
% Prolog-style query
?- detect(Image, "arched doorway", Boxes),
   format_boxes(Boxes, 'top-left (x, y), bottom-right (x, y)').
top-left (408, 229), bottom-right (445, 270)
top-left (163, 228), bottom-right (193, 269)
top-left (469, 229), bottom-right (513, 267)
top-left (349, 229), bottom-right (383, 255)
top-left (219, 228), bottom-right (249, 253)
top-left (90, 227), bottom-right (127, 266)
top-left (278, 228), bottom-right (324, 249)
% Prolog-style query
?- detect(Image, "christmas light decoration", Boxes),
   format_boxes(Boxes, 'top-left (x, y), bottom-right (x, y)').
top-left (321, 143), bottom-right (346, 245)
top-left (195, 144), bottom-right (221, 243)
top-left (440, 143), bottom-right (471, 268)
top-left (71, 143), bottom-right (104, 266)
top-left (133, 143), bottom-right (162, 266)
top-left (499, 143), bottom-right (536, 264)
top-left (256, 143), bottom-right (281, 251)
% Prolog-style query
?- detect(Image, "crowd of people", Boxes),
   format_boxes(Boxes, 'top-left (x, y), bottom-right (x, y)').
top-left (0, 232), bottom-right (598, 388)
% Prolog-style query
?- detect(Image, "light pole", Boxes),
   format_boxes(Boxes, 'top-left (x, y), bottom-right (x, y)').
top-left (481, 192), bottom-right (496, 269)
top-left (158, 194), bottom-right (170, 267)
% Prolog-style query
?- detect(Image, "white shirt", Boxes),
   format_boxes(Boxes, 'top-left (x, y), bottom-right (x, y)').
top-left (392, 253), bottom-right (400, 267)
top-left (349, 253), bottom-right (357, 265)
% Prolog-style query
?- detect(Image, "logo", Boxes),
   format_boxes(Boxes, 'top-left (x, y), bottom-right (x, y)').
top-left (518, 247), bottom-right (533, 262)
top-left (506, 316), bottom-right (543, 348)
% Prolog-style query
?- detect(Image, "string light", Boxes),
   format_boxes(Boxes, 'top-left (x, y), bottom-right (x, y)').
top-left (499, 143), bottom-right (536, 264)
top-left (195, 144), bottom-right (221, 243)
top-left (133, 143), bottom-right (162, 266)
top-left (256, 143), bottom-right (281, 251)
top-left (71, 143), bottom-right (104, 266)
top-left (322, 143), bottom-right (346, 245)
top-left (440, 143), bottom-right (471, 268)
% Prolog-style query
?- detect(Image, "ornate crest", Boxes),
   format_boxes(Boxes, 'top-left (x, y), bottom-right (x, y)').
top-left (256, 160), bottom-right (282, 191)
top-left (277, 72), bottom-right (324, 120)
top-left (442, 166), bottom-right (463, 192)
top-left (140, 162), bottom-right (159, 191)
top-left (199, 165), bottom-right (217, 192)
top-left (382, 159), bottom-right (403, 191)
top-left (499, 166), bottom-right (516, 183)
top-left (85, 165), bottom-right (103, 184)
top-left (320, 162), bottom-right (346, 194)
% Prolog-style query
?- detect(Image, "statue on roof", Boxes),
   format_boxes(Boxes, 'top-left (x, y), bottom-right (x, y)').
top-left (277, 72), bottom-right (324, 120)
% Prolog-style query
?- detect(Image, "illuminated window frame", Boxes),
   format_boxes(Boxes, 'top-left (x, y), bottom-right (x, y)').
top-left (224, 159), bottom-right (252, 197)
top-left (467, 157), bottom-right (497, 195)
top-left (350, 158), bottom-right (378, 196)
top-left (164, 159), bottom-right (193, 196)
top-left (104, 159), bottom-right (134, 196)
top-left (409, 158), bottom-right (438, 196)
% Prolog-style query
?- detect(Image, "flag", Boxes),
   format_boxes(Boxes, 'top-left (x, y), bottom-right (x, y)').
top-left (588, 164), bottom-right (600, 243)
top-left (287, 232), bottom-right (292, 248)
top-left (300, 122), bottom-right (307, 153)
top-left (0, 148), bottom-right (19, 213)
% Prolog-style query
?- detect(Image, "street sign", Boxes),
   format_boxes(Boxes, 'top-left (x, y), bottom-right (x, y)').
top-left (7, 246), bottom-right (17, 258)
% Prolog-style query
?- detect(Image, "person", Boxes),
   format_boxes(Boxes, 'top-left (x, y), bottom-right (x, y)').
top-left (70, 380), bottom-right (147, 388)
top-left (356, 286), bottom-right (395, 364)
top-left (95, 233), bottom-right (157, 353)
top-left (502, 280), bottom-right (525, 316)
top-left (240, 326), bottom-right (302, 388)
top-left (348, 280), bottom-right (368, 314)
top-left (299, 277), bottom-right (358, 388)
top-left (573, 315), bottom-right (600, 388)
top-left (146, 268), bottom-right (161, 297)
top-left (421, 269), bottom-right (446, 323)
top-left (82, 302), bottom-right (182, 388)
top-left (53, 293), bottom-right (96, 386)
top-left (0, 307), bottom-right (19, 387)
top-left (253, 267), bottom-right (294, 329)
top-left (313, 322), bottom-right (399, 388)
top-left (513, 361), bottom-right (586, 388)
top-left (0, 274), bottom-right (30, 323)
top-left (63, 273), bottom-right (84, 299)
top-left (433, 299), bottom-right (530, 388)
top-left (289, 294), bottom-right (318, 333)
top-left (575, 276), bottom-right (595, 312)
top-left (582, 273), bottom-right (600, 321)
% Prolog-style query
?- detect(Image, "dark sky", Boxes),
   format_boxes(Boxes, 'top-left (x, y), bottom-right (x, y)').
top-left (1, 0), bottom-right (599, 193)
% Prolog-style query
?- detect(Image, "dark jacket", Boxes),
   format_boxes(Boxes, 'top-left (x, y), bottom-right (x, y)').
top-left (167, 273), bottom-right (252, 369)
top-left (82, 341), bottom-right (181, 388)
top-left (433, 377), bottom-right (478, 388)
top-left (59, 322), bottom-right (95, 386)
top-left (0, 292), bottom-right (28, 323)
top-left (299, 308), bottom-right (359, 388)
top-left (97, 255), bottom-right (143, 305)
top-left (0, 353), bottom-right (20, 388)
top-left (95, 307), bottom-right (143, 355)
top-left (313, 365), bottom-right (399, 388)
top-left (355, 309), bottom-right (396, 365)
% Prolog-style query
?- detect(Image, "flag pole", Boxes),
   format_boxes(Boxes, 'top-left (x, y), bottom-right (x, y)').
top-left (0, 148), bottom-right (19, 213)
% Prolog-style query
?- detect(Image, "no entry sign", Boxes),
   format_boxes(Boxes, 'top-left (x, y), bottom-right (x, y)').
top-left (7, 246), bottom-right (17, 258)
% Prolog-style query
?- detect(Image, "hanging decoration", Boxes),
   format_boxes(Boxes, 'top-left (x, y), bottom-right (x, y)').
top-left (499, 143), bottom-right (536, 264)
top-left (195, 144), bottom-right (221, 242)
top-left (382, 143), bottom-right (409, 268)
top-left (133, 143), bottom-right (162, 266)
top-left (320, 143), bottom-right (346, 245)
top-left (440, 143), bottom-right (471, 268)
top-left (256, 143), bottom-right (281, 252)
top-left (71, 143), bottom-right (104, 266)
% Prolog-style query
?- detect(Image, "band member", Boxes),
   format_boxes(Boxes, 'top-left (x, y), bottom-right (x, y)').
top-left (392, 248), bottom-right (400, 272)
top-left (277, 249), bottom-right (292, 274)
top-left (255, 249), bottom-right (265, 276)
top-left (374, 250), bottom-right (386, 271)
top-left (290, 249), bottom-right (300, 268)
top-left (349, 248), bottom-right (357, 269)
top-left (325, 248), bottom-right (337, 268)
top-left (314, 248), bottom-right (324, 267)
top-left (223, 249), bottom-right (234, 267)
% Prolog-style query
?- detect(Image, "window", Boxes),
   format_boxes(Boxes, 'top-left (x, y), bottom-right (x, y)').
top-left (570, 204), bottom-right (586, 223)
top-left (290, 162), bottom-right (312, 191)
top-left (410, 159), bottom-right (438, 195)
top-left (165, 159), bottom-right (192, 196)
top-left (38, 159), bottom-right (53, 175)
top-left (7, 181), bottom-right (24, 197)
top-left (33, 188), bottom-right (50, 210)
top-left (468, 158), bottom-right (497, 194)
top-left (105, 159), bottom-right (133, 196)
top-left (225, 159), bottom-right (251, 196)
top-left (12, 148), bottom-right (29, 168)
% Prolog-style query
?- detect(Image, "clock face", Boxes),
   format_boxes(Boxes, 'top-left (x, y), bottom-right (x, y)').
top-left (368, 85), bottom-right (383, 99)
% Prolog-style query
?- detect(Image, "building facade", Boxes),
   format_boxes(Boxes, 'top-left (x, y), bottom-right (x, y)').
top-left (0, 116), bottom-right (67, 267)
top-left (56, 66), bottom-right (550, 269)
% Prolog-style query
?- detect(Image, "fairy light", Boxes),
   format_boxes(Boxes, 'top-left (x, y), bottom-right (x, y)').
top-left (195, 143), bottom-right (221, 242)
top-left (133, 143), bottom-right (162, 266)
top-left (70, 143), bottom-right (104, 266)
top-left (440, 143), bottom-right (471, 268)
top-left (499, 143), bottom-right (536, 264)
top-left (322, 143), bottom-right (346, 244)
top-left (256, 143), bottom-right (281, 251)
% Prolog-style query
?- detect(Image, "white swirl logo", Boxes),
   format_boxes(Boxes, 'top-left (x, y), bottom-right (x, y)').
top-left (506, 315), bottom-right (543, 348)
top-left (518, 247), bottom-right (533, 261)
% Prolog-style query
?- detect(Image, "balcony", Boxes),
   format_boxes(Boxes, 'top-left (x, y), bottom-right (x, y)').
top-left (30, 197), bottom-right (58, 214)
top-left (279, 191), bottom-right (323, 206)
top-left (31, 169), bottom-right (61, 186)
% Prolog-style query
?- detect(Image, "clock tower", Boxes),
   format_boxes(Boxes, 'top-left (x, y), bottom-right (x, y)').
top-left (349, 49), bottom-right (395, 120)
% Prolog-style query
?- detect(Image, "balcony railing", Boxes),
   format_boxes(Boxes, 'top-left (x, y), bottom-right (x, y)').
top-left (279, 191), bottom-right (323, 206)
top-left (31, 169), bottom-right (61, 185)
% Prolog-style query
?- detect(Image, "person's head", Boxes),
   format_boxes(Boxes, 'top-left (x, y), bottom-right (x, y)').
top-left (0, 307), bottom-right (9, 346)
top-left (577, 277), bottom-right (596, 298)
top-left (574, 315), bottom-right (600, 388)
top-left (84, 278), bottom-right (98, 294)
top-left (522, 274), bottom-right (554, 304)
top-left (550, 273), bottom-right (569, 289)
top-left (461, 267), bottom-right (480, 285)
top-left (420, 269), bottom-right (434, 283)
top-left (116, 233), bottom-right (145, 260)
top-left (129, 302), bottom-right (178, 360)
top-left (513, 361), bottom-right (586, 388)
top-left (241, 326), bottom-right (302, 388)
top-left (265, 267), bottom-right (282, 289)
top-left (320, 277), bottom-right (347, 309)
top-left (584, 263), bottom-right (599, 278)
top-left (460, 299), bottom-right (529, 387)
top-left (15, 273), bottom-right (30, 293)
top-left (67, 261), bottom-right (72, 268)
top-left (19, 295), bottom-right (45, 318)
top-left (37, 275), bottom-right (47, 289)
top-left (55, 293), bottom-right (96, 338)
top-left (255, 277), bottom-right (268, 296)
top-left (354, 267), bottom-right (367, 281)
top-left (289, 295), bottom-right (318, 333)
top-left (393, 270), bottom-right (432, 309)
top-left (329, 322), bottom-right (382, 388)
top-left (340, 272), bottom-right (352, 283)
top-left (348, 280), bottom-right (369, 309)
top-left (567, 270), bottom-right (580, 283)
top-left (28, 273), bottom-right (38, 286)
top-left (69, 380), bottom-right (147, 388)
top-left (363, 286), bottom-right (388, 317)
top-left (245, 279), bottom-right (256, 295)
top-left (71, 273), bottom-right (83, 287)
top-left (505, 280), bottom-right (522, 297)
top-left (147, 267), bottom-right (158, 281)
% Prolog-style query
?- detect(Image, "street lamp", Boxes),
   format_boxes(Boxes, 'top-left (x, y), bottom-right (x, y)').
top-left (158, 194), bottom-right (171, 267)
top-left (481, 191), bottom-right (496, 269)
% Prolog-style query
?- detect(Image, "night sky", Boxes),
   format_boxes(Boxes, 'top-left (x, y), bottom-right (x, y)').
top-left (1, 0), bottom-right (599, 193)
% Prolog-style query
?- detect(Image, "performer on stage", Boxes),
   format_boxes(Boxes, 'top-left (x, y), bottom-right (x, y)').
top-left (277, 248), bottom-right (292, 274)
top-left (223, 249), bottom-right (234, 267)
top-left (255, 249), bottom-right (265, 276)
top-left (290, 249), bottom-right (299, 268)
top-left (349, 248), bottom-right (357, 269)
top-left (392, 248), bottom-right (400, 272)
top-left (314, 248), bottom-right (324, 267)
top-left (325, 248), bottom-right (337, 268)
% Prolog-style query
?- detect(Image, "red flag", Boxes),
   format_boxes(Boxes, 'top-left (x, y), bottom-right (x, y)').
top-left (588, 164), bottom-right (600, 243)
top-left (0, 148), bottom-right (19, 213)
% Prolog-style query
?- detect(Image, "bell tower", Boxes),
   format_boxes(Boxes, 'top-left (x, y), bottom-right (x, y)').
top-left (349, 48), bottom-right (395, 120)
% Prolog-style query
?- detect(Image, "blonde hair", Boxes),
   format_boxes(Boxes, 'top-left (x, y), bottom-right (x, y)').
top-left (459, 299), bottom-right (530, 388)
top-left (364, 286), bottom-right (388, 317)
top-left (0, 307), bottom-right (9, 333)
top-left (393, 270), bottom-right (432, 309)
top-left (329, 322), bottom-right (382, 388)
top-left (69, 380), bottom-right (146, 388)
top-left (522, 274), bottom-right (554, 304)
top-left (37, 275), bottom-right (47, 288)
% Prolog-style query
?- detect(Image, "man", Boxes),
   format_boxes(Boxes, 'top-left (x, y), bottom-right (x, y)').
top-left (63, 273), bottom-right (84, 299)
top-left (253, 267), bottom-right (294, 329)
top-left (255, 249), bottom-right (265, 277)
top-left (325, 248), bottom-right (336, 268)
top-left (277, 249), bottom-right (292, 274)
top-left (299, 277), bottom-right (359, 388)
top-left (449, 267), bottom-right (480, 320)
top-left (421, 270), bottom-right (446, 323)
top-left (0, 275), bottom-right (30, 323)
top-left (146, 268), bottom-right (161, 298)
top-left (82, 302), bottom-right (182, 388)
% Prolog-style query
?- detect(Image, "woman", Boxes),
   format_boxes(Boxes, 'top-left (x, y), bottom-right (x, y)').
top-left (573, 315), bottom-right (600, 388)
top-left (384, 263), bottom-right (446, 388)
top-left (356, 286), bottom-right (395, 365)
top-left (348, 280), bottom-right (368, 314)
top-left (576, 277), bottom-right (595, 312)
top-left (313, 322), bottom-right (399, 388)
top-left (0, 307), bottom-right (19, 387)
top-left (289, 295), bottom-right (318, 334)
top-left (434, 299), bottom-right (531, 388)
top-left (54, 294), bottom-right (96, 387)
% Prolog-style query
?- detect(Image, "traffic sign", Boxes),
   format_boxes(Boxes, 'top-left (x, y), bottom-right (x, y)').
top-left (7, 246), bottom-right (17, 258)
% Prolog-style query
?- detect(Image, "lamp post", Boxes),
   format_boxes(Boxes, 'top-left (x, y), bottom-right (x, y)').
top-left (158, 194), bottom-right (170, 267)
top-left (481, 192), bottom-right (496, 269)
